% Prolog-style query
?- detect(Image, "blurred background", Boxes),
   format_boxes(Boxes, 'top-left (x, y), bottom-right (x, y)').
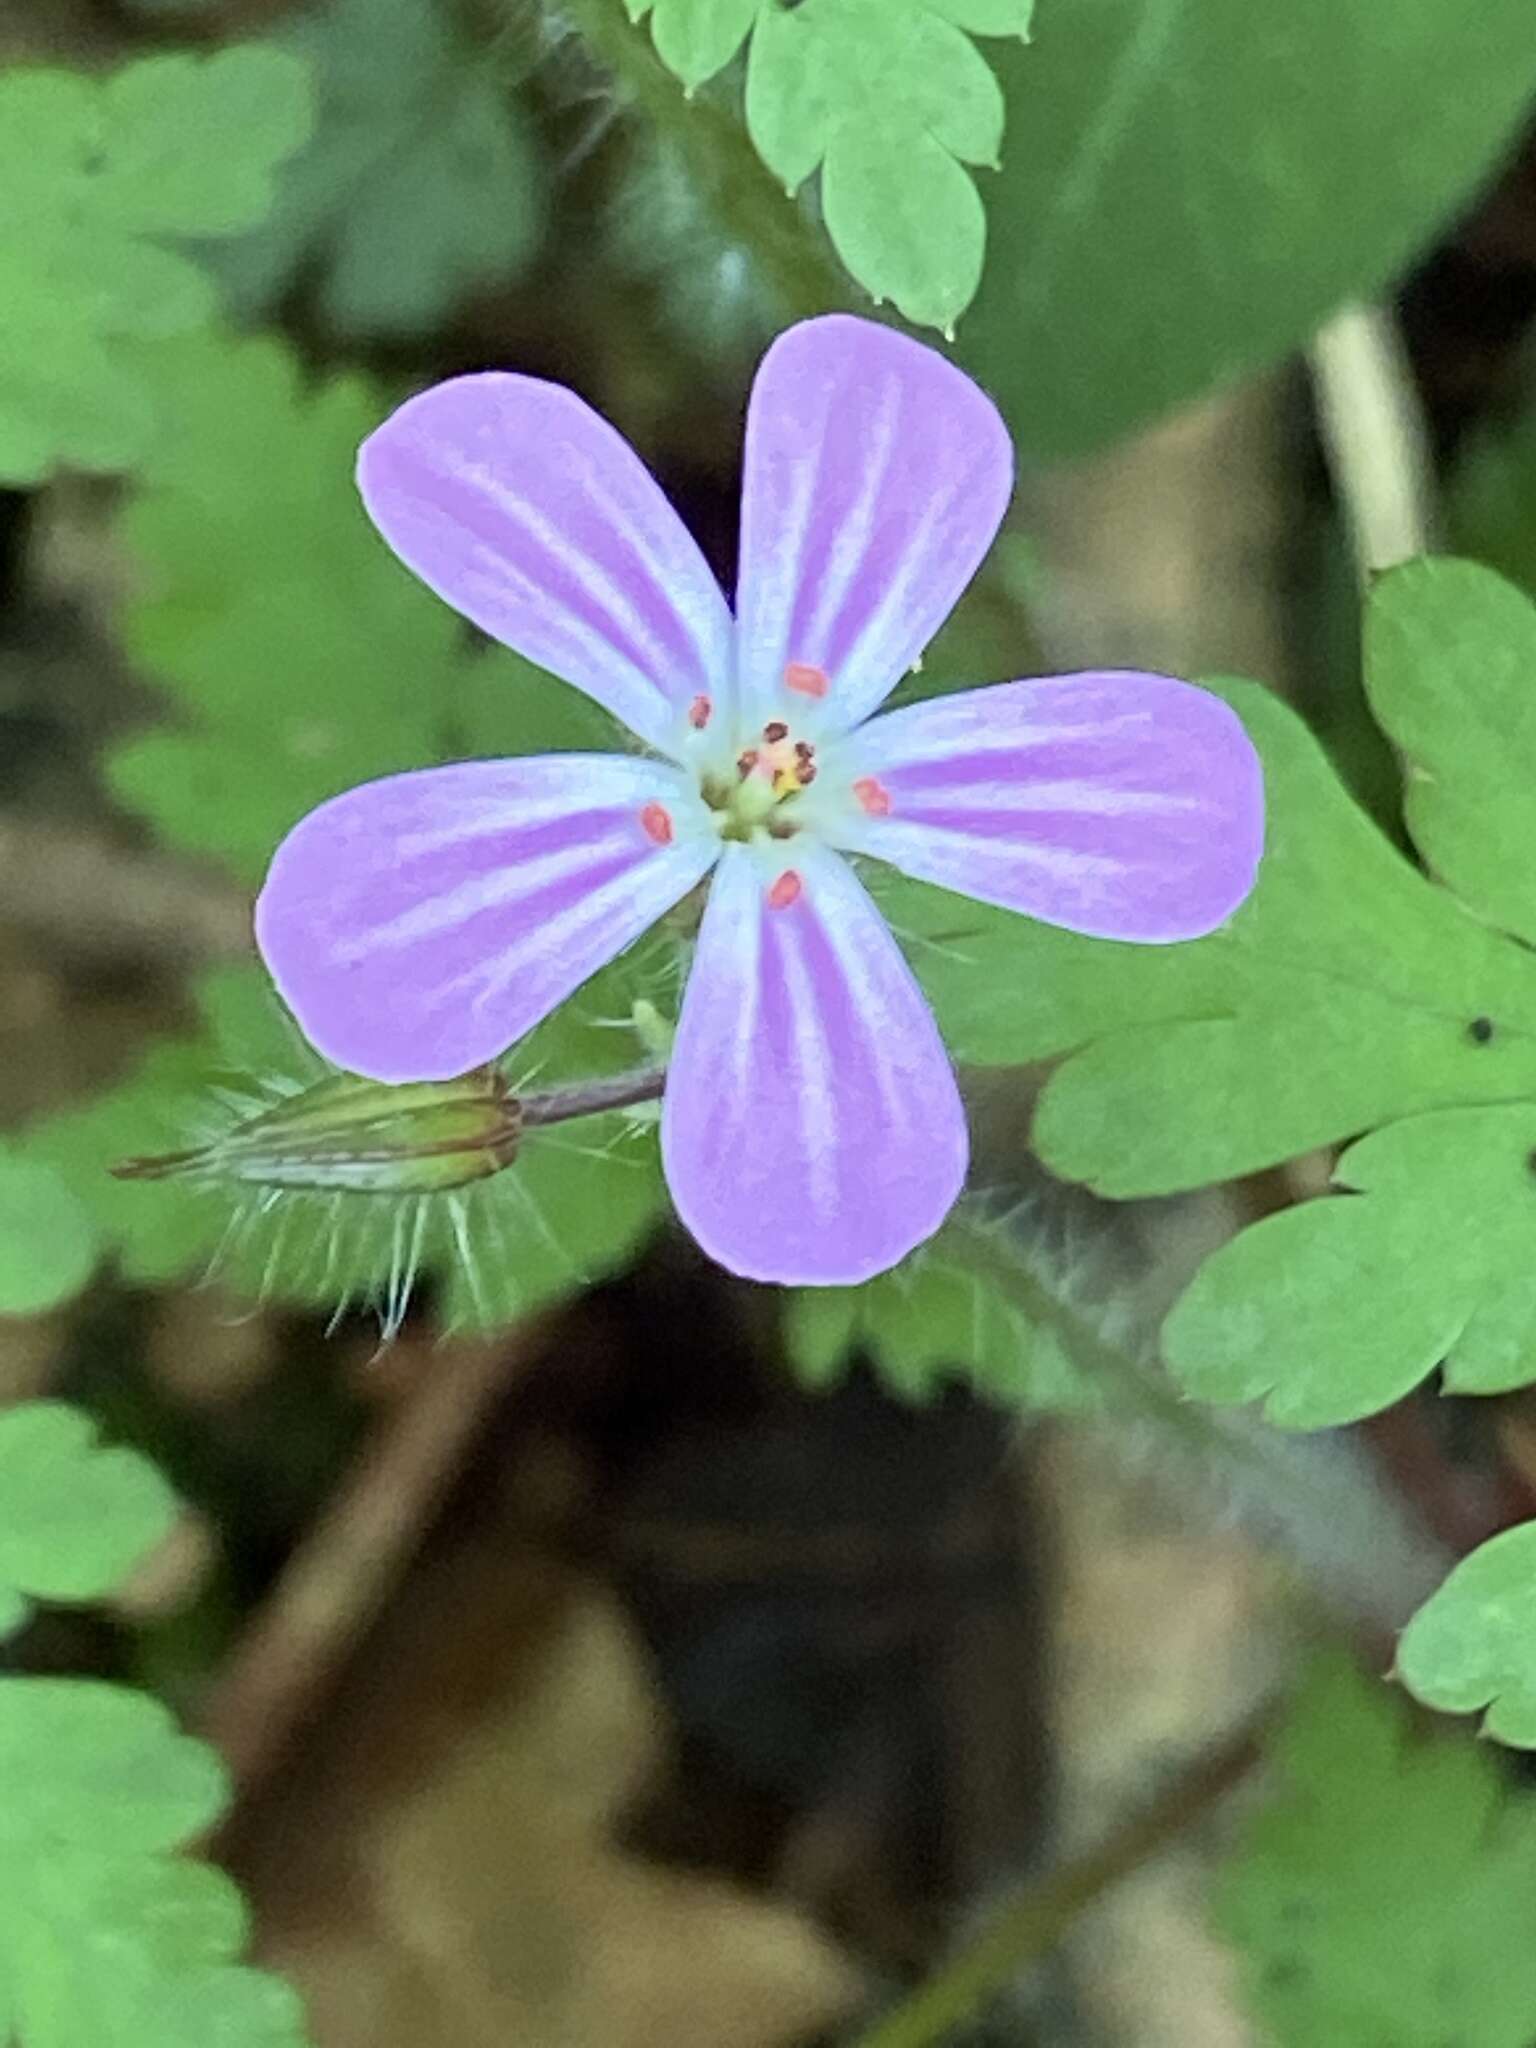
top-left (7, 2), bottom-right (1536, 2043)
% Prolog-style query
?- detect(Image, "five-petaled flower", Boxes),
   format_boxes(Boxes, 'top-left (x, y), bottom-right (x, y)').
top-left (255, 316), bottom-right (1264, 1287)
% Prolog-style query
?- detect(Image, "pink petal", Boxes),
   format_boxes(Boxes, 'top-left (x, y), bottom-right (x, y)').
top-left (357, 375), bottom-right (734, 756)
top-left (661, 843), bottom-right (968, 1285)
top-left (256, 756), bottom-right (716, 1082)
top-left (828, 672), bottom-right (1264, 941)
top-left (733, 315), bottom-right (1014, 736)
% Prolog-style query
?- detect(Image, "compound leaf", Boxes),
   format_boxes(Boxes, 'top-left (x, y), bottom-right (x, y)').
top-left (1218, 1653), bottom-right (1536, 2046)
top-left (208, 0), bottom-right (545, 337)
top-left (0, 1404), bottom-right (180, 1641)
top-left (1397, 1522), bottom-right (1536, 1749)
top-left (0, 49), bottom-right (311, 482)
top-left (1162, 1108), bottom-right (1536, 1428)
top-left (0, 1154), bottom-right (98, 1316)
top-left (0, 1678), bottom-right (310, 2046)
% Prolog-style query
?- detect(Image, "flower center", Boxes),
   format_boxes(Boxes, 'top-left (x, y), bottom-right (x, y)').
top-left (701, 718), bottom-right (819, 842)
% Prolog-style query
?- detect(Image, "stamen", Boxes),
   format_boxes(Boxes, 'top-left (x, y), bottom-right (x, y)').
top-left (797, 763), bottom-right (818, 786)
top-left (767, 869), bottom-right (803, 911)
top-left (852, 775), bottom-right (892, 817)
top-left (785, 661), bottom-right (829, 699)
top-left (689, 694), bottom-right (713, 730)
top-left (737, 748), bottom-right (760, 780)
top-left (763, 720), bottom-right (789, 742)
top-left (640, 801), bottom-right (675, 845)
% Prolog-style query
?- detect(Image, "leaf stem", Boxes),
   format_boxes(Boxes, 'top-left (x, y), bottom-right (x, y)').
top-left (848, 1717), bottom-right (1266, 2048)
top-left (553, 0), bottom-right (848, 320)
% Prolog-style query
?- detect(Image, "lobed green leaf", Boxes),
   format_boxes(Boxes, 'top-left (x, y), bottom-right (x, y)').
top-left (0, 1154), bottom-right (99, 1317)
top-left (1219, 1653), bottom-right (1536, 2045)
top-left (1397, 1523), bottom-right (1536, 1748)
top-left (206, 0), bottom-right (546, 338)
top-left (0, 49), bottom-right (311, 483)
top-left (0, 1404), bottom-right (180, 1640)
top-left (0, 1679), bottom-right (311, 2046)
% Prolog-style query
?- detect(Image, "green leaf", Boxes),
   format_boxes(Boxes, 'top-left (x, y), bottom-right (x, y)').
top-left (1162, 1108), bottom-right (1536, 1428)
top-left (746, 0), bottom-right (1014, 329)
top-left (1397, 1523), bottom-right (1536, 1748)
top-left (206, 0), bottom-right (545, 338)
top-left (962, 0), bottom-right (1536, 459)
top-left (783, 1233), bottom-right (1091, 1409)
top-left (0, 1404), bottom-right (181, 1641)
top-left (0, 1678), bottom-right (311, 2046)
top-left (109, 330), bottom-right (603, 884)
top-left (1364, 558), bottom-right (1536, 947)
top-left (882, 675), bottom-right (1536, 1199)
top-left (0, 49), bottom-right (311, 483)
top-left (1218, 1653), bottom-right (1536, 2047)
top-left (632, 0), bottom-right (1031, 330)
top-left (0, 1153), bottom-right (98, 1315)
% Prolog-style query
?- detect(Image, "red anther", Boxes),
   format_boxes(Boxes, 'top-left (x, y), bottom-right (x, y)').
top-left (688, 694), bottom-right (713, 730)
top-left (767, 869), bottom-right (803, 911)
top-left (797, 763), bottom-right (818, 785)
top-left (853, 776), bottom-right (892, 817)
top-left (763, 720), bottom-right (789, 743)
top-left (785, 661), bottom-right (829, 699)
top-left (737, 748), bottom-right (759, 779)
top-left (640, 802), bottom-right (675, 846)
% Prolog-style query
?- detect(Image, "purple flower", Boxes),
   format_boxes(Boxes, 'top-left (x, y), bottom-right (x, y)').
top-left (255, 316), bottom-right (1263, 1287)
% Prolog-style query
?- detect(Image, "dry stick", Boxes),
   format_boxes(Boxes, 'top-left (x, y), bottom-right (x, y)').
top-left (0, 816), bottom-right (252, 966)
top-left (850, 1718), bottom-right (1267, 2048)
top-left (196, 1324), bottom-right (542, 1800)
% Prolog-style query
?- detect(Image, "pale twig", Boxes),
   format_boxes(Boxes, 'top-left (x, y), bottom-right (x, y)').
top-left (1308, 301), bottom-right (1439, 584)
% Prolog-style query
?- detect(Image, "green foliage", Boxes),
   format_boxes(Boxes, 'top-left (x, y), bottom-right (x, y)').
top-left (22, 961), bottom-right (666, 1332)
top-left (887, 667), bottom-right (1536, 1199)
top-left (1155, 563), bottom-right (1536, 1426)
top-left (0, 1153), bottom-right (98, 1316)
top-left (0, 1679), bottom-right (311, 2046)
top-left (627, 0), bottom-right (1034, 331)
top-left (109, 329), bottom-right (612, 884)
top-left (208, 0), bottom-right (545, 338)
top-left (0, 1404), bottom-right (180, 1640)
top-left (1397, 1523), bottom-right (1536, 1748)
top-left (1163, 1109), bottom-right (1536, 1427)
top-left (783, 1229), bottom-right (1091, 1409)
top-left (1219, 1654), bottom-right (1536, 2046)
top-left (961, 0), bottom-right (1536, 460)
top-left (0, 48), bottom-right (311, 484)
top-left (1365, 558), bottom-right (1536, 946)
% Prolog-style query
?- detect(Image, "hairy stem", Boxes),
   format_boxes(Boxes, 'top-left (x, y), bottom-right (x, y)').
top-left (554, 0), bottom-right (848, 320)
top-left (850, 1716), bottom-right (1266, 2048)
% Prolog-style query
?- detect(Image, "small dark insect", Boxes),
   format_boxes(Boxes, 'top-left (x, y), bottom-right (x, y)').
top-left (1469, 1015), bottom-right (1496, 1044)
top-left (777, 0), bottom-right (809, 10)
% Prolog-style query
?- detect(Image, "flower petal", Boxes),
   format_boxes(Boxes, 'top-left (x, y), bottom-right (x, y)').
top-left (733, 315), bottom-right (1013, 736)
top-left (829, 672), bottom-right (1264, 941)
top-left (357, 375), bottom-right (734, 755)
top-left (661, 843), bottom-right (968, 1285)
top-left (256, 756), bottom-right (716, 1082)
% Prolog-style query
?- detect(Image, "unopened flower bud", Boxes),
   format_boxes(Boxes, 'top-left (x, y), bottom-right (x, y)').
top-left (113, 1066), bottom-right (521, 1195)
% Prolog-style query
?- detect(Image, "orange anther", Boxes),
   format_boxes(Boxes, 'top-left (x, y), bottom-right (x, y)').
top-left (640, 802), bottom-right (674, 846)
top-left (785, 662), bottom-right (829, 699)
top-left (852, 775), bottom-right (892, 817)
top-left (688, 694), bottom-right (712, 730)
top-left (767, 869), bottom-right (803, 911)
